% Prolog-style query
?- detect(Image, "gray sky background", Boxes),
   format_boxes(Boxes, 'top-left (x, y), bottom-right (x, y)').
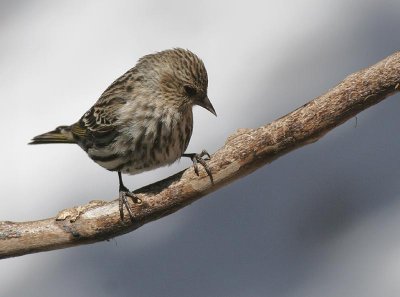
top-left (1, 1), bottom-right (400, 296)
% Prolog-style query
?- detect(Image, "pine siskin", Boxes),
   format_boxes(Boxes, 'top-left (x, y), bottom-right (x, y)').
top-left (30, 48), bottom-right (216, 220)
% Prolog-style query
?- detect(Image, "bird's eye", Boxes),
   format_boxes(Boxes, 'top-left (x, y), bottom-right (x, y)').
top-left (184, 85), bottom-right (197, 97)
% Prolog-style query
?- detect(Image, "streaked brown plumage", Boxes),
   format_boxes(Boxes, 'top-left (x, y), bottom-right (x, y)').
top-left (30, 48), bottom-right (216, 220)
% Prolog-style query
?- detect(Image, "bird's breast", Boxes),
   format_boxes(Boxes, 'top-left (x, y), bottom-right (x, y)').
top-left (89, 107), bottom-right (193, 175)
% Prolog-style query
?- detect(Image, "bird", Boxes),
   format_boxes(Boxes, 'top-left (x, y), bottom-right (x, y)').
top-left (30, 48), bottom-right (216, 221)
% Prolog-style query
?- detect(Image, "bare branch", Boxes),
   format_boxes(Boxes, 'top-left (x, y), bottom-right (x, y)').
top-left (1, 52), bottom-right (400, 259)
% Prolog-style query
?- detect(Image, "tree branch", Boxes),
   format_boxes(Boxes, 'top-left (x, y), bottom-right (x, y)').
top-left (1, 52), bottom-right (400, 260)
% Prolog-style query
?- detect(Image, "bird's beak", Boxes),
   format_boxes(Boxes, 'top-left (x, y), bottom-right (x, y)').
top-left (198, 96), bottom-right (217, 116)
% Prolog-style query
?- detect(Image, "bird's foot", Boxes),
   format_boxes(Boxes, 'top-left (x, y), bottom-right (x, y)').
top-left (183, 149), bottom-right (214, 184)
top-left (119, 185), bottom-right (142, 221)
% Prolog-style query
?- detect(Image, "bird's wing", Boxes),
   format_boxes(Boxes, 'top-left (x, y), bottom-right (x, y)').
top-left (96, 68), bottom-right (135, 104)
top-left (71, 67), bottom-right (136, 149)
top-left (71, 97), bottom-right (127, 149)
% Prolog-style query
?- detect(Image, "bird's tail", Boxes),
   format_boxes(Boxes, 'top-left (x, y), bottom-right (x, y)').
top-left (29, 125), bottom-right (75, 144)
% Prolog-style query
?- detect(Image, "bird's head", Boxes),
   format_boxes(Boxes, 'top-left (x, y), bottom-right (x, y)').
top-left (139, 48), bottom-right (216, 116)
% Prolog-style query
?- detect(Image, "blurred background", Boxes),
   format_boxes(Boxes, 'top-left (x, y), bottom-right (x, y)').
top-left (1, 0), bottom-right (400, 296)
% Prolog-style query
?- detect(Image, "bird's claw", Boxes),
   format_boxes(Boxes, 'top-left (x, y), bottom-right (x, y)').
top-left (185, 149), bottom-right (213, 184)
top-left (119, 186), bottom-right (142, 221)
